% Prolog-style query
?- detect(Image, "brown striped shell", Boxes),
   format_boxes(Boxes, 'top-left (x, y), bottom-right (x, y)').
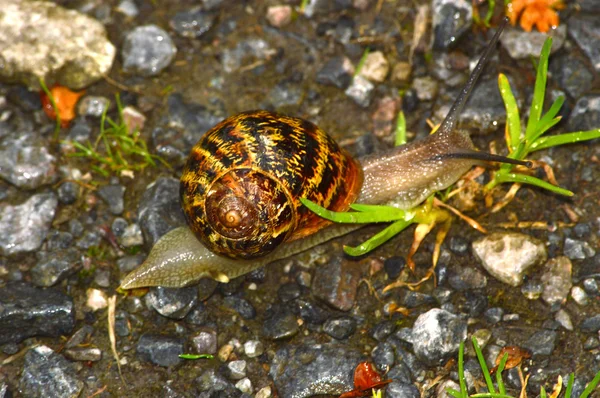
top-left (180, 110), bottom-right (363, 260)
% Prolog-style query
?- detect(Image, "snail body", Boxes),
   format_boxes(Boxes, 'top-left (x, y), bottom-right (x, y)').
top-left (121, 19), bottom-right (522, 289)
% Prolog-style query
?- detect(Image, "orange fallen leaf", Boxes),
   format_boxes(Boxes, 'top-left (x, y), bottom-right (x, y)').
top-left (490, 346), bottom-right (531, 374)
top-left (40, 85), bottom-right (85, 128)
top-left (340, 361), bottom-right (392, 398)
top-left (507, 0), bottom-right (565, 33)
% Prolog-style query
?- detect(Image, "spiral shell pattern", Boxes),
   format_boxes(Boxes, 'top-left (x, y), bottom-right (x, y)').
top-left (180, 110), bottom-right (363, 259)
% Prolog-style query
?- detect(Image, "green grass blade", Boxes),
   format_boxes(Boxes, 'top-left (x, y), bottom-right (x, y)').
top-left (580, 370), bottom-right (600, 398)
top-left (39, 78), bottom-right (62, 140)
top-left (446, 389), bottom-right (463, 398)
top-left (495, 353), bottom-right (508, 396)
top-left (472, 337), bottom-right (496, 394)
top-left (541, 386), bottom-right (547, 398)
top-left (354, 47), bottom-right (370, 77)
top-left (529, 95), bottom-right (564, 142)
top-left (564, 373), bottom-right (574, 398)
top-left (343, 218), bottom-right (413, 256)
top-left (457, 341), bottom-right (468, 398)
top-left (395, 111), bottom-right (407, 146)
top-left (492, 172), bottom-right (573, 196)
top-left (531, 129), bottom-right (600, 152)
top-left (525, 37), bottom-right (552, 140)
top-left (179, 354), bottom-right (214, 360)
top-left (498, 73), bottom-right (521, 152)
top-left (301, 198), bottom-right (410, 223)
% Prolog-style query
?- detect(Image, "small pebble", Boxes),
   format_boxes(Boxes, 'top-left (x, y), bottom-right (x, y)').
top-left (266, 5), bottom-right (292, 28)
top-left (571, 286), bottom-right (589, 306)
top-left (243, 340), bottom-right (264, 358)
top-left (227, 360), bottom-right (247, 380)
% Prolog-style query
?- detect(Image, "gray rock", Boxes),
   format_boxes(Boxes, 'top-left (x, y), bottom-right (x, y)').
top-left (322, 316), bottom-right (357, 340)
top-left (191, 328), bottom-right (218, 355)
top-left (0, 0), bottom-right (115, 89)
top-left (523, 329), bottom-right (557, 357)
top-left (64, 347), bottom-right (103, 362)
top-left (146, 286), bottom-right (198, 319)
top-left (0, 131), bottom-right (56, 189)
top-left (243, 340), bottom-right (264, 358)
top-left (136, 334), bottom-right (184, 367)
top-left (554, 309), bottom-right (573, 331)
top-left (413, 77), bottom-right (439, 102)
top-left (0, 282), bottom-right (75, 344)
top-left (411, 308), bottom-right (467, 366)
top-left (19, 345), bottom-right (83, 398)
top-left (223, 295), bottom-right (256, 320)
top-left (541, 256), bottom-right (572, 306)
top-left (97, 183), bottom-right (125, 215)
top-left (57, 181), bottom-right (80, 205)
top-left (569, 15), bottom-right (600, 72)
top-left (227, 360), bottom-right (247, 380)
top-left (580, 314), bottom-right (600, 333)
top-left (563, 238), bottom-right (595, 260)
top-left (31, 248), bottom-right (81, 287)
top-left (549, 55), bottom-right (594, 98)
top-left (262, 306), bottom-right (298, 340)
top-left (138, 177), bottom-right (186, 246)
top-left (269, 342), bottom-right (364, 398)
top-left (386, 382), bottom-right (420, 398)
top-left (432, 0), bottom-right (472, 50)
top-left (316, 56), bottom-right (354, 89)
top-left (568, 95), bottom-right (600, 132)
top-left (170, 8), bottom-right (216, 39)
top-left (77, 96), bottom-right (111, 118)
top-left (371, 341), bottom-right (395, 371)
top-left (472, 232), bottom-right (547, 286)
top-left (312, 258), bottom-right (360, 311)
top-left (120, 223), bottom-right (144, 247)
top-left (0, 192), bottom-right (57, 256)
top-left (122, 25), bottom-right (177, 77)
top-left (196, 369), bottom-right (238, 394)
top-left (221, 38), bottom-right (274, 73)
top-left (500, 25), bottom-right (566, 60)
top-left (345, 75), bottom-right (374, 107)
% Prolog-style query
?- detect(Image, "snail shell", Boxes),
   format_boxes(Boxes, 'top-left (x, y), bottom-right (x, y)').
top-left (180, 110), bottom-right (363, 260)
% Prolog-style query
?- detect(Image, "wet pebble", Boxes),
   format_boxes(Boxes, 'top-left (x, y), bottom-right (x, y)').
top-left (97, 183), bottom-right (125, 215)
top-left (523, 329), bottom-right (557, 357)
top-left (221, 38), bottom-right (274, 73)
top-left (64, 347), bottom-right (103, 362)
top-left (269, 343), bottom-right (363, 397)
top-left (383, 256), bottom-right (405, 279)
top-left (190, 327), bottom-right (218, 355)
top-left (138, 177), bottom-right (186, 246)
top-left (262, 306), bottom-right (298, 340)
top-left (345, 75), bottom-right (374, 107)
top-left (386, 382), bottom-right (420, 398)
top-left (77, 95), bottom-right (111, 118)
top-left (136, 334), bottom-right (184, 367)
top-left (122, 25), bottom-right (177, 77)
top-left (31, 248), bottom-right (80, 287)
top-left (549, 55), bottom-right (594, 98)
top-left (484, 307), bottom-right (504, 324)
top-left (323, 316), bottom-right (356, 340)
top-left (292, 299), bottom-right (331, 325)
top-left (568, 15), bottom-right (600, 72)
top-left (316, 56), bottom-right (354, 89)
top-left (266, 5), bottom-right (293, 28)
top-left (580, 314), bottom-right (600, 333)
top-left (243, 340), bottom-right (264, 358)
top-left (370, 320), bottom-right (396, 342)
top-left (359, 51), bottom-right (389, 83)
top-left (19, 345), bottom-right (83, 398)
top-left (57, 181), bottom-right (80, 205)
top-left (235, 377), bottom-right (252, 394)
top-left (0, 131), bottom-right (56, 189)
top-left (227, 360), bottom-right (247, 380)
top-left (170, 8), bottom-right (216, 38)
top-left (431, 0), bottom-right (472, 50)
top-left (223, 295), bottom-right (256, 320)
top-left (555, 309), bottom-right (573, 331)
top-left (75, 230), bottom-right (102, 249)
top-left (411, 308), bottom-right (467, 365)
top-left (117, 254), bottom-right (145, 275)
top-left (500, 25), bottom-right (566, 59)
top-left (563, 238), bottom-right (595, 260)
top-left (312, 258), bottom-right (360, 311)
top-left (402, 291), bottom-right (436, 308)
top-left (570, 286), bottom-right (589, 306)
top-left (568, 95), bottom-right (600, 132)
top-left (521, 280), bottom-right (544, 300)
top-left (541, 256), bottom-right (572, 306)
top-left (448, 265), bottom-right (488, 290)
top-left (116, 0), bottom-right (138, 17)
top-left (196, 369), bottom-right (238, 395)
top-left (93, 269), bottom-right (110, 288)
top-left (412, 77), bottom-right (438, 102)
top-left (472, 232), bottom-right (547, 286)
top-left (66, 118), bottom-right (92, 143)
top-left (146, 286), bottom-right (197, 319)
top-left (120, 223), bottom-right (144, 247)
top-left (265, 81), bottom-right (303, 108)
top-left (371, 341), bottom-right (395, 371)
top-left (0, 282), bottom-right (75, 344)
top-left (277, 282), bottom-right (302, 302)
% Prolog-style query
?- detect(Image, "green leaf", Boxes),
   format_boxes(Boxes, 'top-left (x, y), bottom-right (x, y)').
top-left (300, 198), bottom-right (410, 223)
top-left (581, 370), bottom-right (600, 398)
top-left (525, 37), bottom-right (552, 140)
top-left (457, 341), bottom-right (468, 398)
top-left (529, 95), bottom-right (564, 143)
top-left (493, 172), bottom-right (573, 196)
top-left (531, 129), bottom-right (600, 152)
top-left (473, 337), bottom-right (496, 395)
top-left (395, 111), bottom-right (407, 146)
top-left (179, 354), bottom-right (214, 360)
top-left (343, 218), bottom-right (413, 256)
top-left (564, 373), bottom-right (574, 398)
top-left (498, 73), bottom-right (521, 152)
top-left (495, 353), bottom-right (508, 396)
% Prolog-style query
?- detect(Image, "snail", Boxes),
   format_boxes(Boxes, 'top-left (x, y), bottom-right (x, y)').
top-left (121, 18), bottom-right (526, 289)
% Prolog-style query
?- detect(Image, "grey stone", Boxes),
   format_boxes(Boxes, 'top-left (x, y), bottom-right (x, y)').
top-left (146, 286), bottom-right (198, 319)
top-left (31, 248), bottom-right (80, 287)
top-left (550, 55), bottom-right (594, 98)
top-left (0, 192), bottom-right (57, 256)
top-left (316, 56), bottom-right (354, 89)
top-left (345, 75), bottom-right (374, 108)
top-left (312, 258), bottom-right (360, 311)
top-left (138, 177), bottom-right (186, 246)
top-left (569, 15), bottom-right (600, 72)
top-left (136, 334), bottom-right (184, 367)
top-left (568, 95), bottom-right (600, 133)
top-left (0, 282), bottom-right (75, 344)
top-left (19, 345), bottom-right (83, 398)
top-left (269, 342), bottom-right (363, 398)
top-left (122, 25), bottom-right (177, 76)
top-left (191, 328), bottom-right (218, 355)
top-left (500, 25), bottom-right (566, 60)
top-left (523, 330), bottom-right (557, 357)
top-left (541, 256), bottom-right (572, 306)
top-left (0, 131), bottom-right (56, 189)
top-left (170, 8), bottom-right (216, 39)
top-left (0, 0), bottom-right (115, 89)
top-left (472, 232), bottom-right (547, 286)
top-left (243, 340), bottom-right (264, 358)
top-left (97, 183), bottom-right (125, 215)
top-left (411, 308), bottom-right (467, 366)
top-left (221, 38), bottom-right (274, 73)
top-left (322, 316), bottom-right (356, 340)
top-left (432, 0), bottom-right (472, 50)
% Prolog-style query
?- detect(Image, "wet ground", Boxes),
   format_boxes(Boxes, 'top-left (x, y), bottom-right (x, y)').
top-left (0, 0), bottom-right (599, 397)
